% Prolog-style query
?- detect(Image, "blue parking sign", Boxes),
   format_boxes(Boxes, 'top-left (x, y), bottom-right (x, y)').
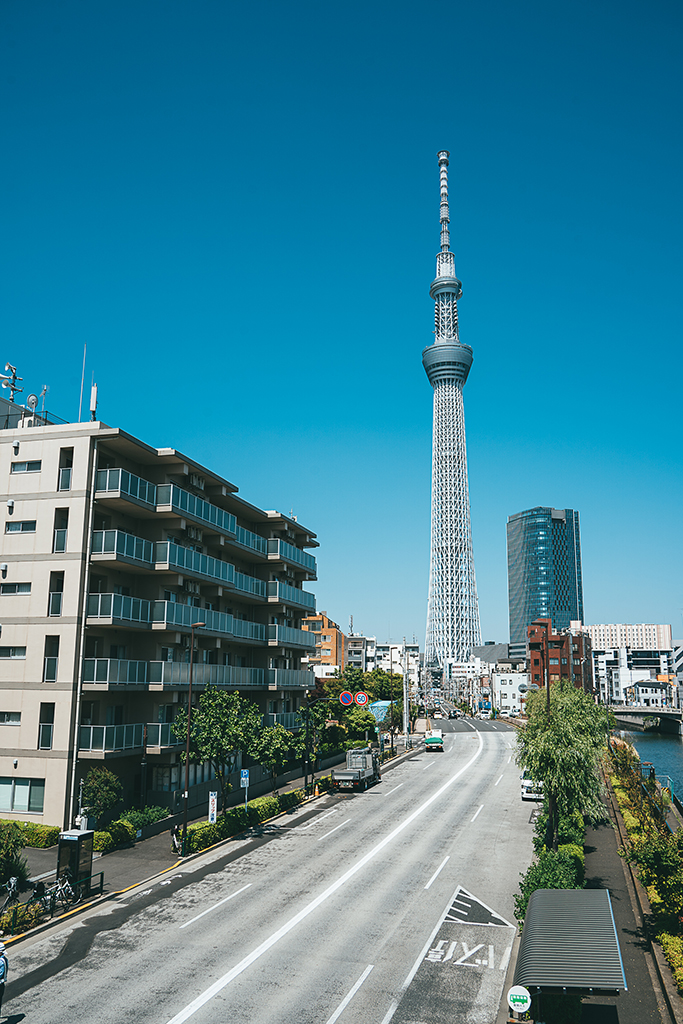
top-left (240, 769), bottom-right (249, 788)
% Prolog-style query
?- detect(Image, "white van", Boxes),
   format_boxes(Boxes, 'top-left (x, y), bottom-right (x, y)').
top-left (520, 770), bottom-right (543, 801)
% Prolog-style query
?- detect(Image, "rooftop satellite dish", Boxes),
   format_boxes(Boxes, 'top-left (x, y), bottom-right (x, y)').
top-left (27, 394), bottom-right (38, 410)
top-left (1, 380), bottom-right (10, 388)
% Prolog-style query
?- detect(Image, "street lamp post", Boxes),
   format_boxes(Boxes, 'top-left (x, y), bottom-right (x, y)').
top-left (389, 648), bottom-right (394, 756)
top-left (182, 620), bottom-right (205, 856)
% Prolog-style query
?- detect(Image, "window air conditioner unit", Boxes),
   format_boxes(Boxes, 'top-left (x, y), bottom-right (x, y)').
top-left (183, 581), bottom-right (201, 595)
top-left (190, 474), bottom-right (205, 491)
top-left (186, 526), bottom-right (203, 541)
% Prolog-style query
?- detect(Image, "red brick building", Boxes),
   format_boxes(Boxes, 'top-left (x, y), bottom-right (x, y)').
top-left (527, 618), bottom-right (594, 693)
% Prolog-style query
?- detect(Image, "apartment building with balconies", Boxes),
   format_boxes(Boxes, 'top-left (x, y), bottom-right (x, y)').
top-left (0, 407), bottom-right (317, 827)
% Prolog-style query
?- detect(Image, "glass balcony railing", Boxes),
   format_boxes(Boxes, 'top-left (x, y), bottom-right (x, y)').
top-left (145, 723), bottom-right (182, 747)
top-left (152, 601), bottom-right (266, 642)
top-left (267, 539), bottom-right (317, 574)
top-left (234, 525), bottom-right (268, 556)
top-left (148, 662), bottom-right (265, 686)
top-left (57, 467), bottom-right (72, 491)
top-left (266, 581), bottom-right (316, 611)
top-left (155, 541), bottom-right (235, 586)
top-left (92, 530), bottom-right (154, 565)
top-left (234, 571), bottom-right (266, 598)
top-left (48, 592), bottom-right (63, 616)
top-left (155, 484), bottom-right (237, 536)
top-left (53, 529), bottom-right (67, 553)
top-left (78, 723), bottom-right (145, 752)
top-left (263, 712), bottom-right (304, 730)
top-left (266, 668), bottom-right (316, 689)
top-left (267, 625), bottom-right (317, 649)
top-left (87, 593), bottom-right (151, 624)
top-left (83, 659), bottom-right (148, 684)
top-left (96, 468), bottom-right (157, 506)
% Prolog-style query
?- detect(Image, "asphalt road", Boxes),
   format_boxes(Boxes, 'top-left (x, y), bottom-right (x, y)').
top-left (6, 721), bottom-right (534, 1024)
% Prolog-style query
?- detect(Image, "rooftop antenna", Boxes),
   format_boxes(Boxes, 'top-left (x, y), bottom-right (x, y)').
top-left (90, 382), bottom-right (98, 421)
top-left (78, 343), bottom-right (86, 422)
top-left (40, 385), bottom-right (48, 414)
top-left (0, 363), bottom-right (23, 403)
top-left (349, 614), bottom-right (353, 635)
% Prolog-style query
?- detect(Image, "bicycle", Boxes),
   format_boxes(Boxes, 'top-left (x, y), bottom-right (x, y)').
top-left (0, 877), bottom-right (19, 914)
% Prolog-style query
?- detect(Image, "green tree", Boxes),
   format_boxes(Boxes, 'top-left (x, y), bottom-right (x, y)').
top-left (344, 706), bottom-right (378, 740)
top-left (517, 679), bottom-right (609, 850)
top-left (82, 766), bottom-right (123, 822)
top-left (172, 687), bottom-right (262, 816)
top-left (0, 820), bottom-right (27, 886)
top-left (251, 724), bottom-right (296, 794)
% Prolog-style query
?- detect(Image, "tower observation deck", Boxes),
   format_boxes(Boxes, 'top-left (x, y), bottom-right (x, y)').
top-left (423, 151), bottom-right (481, 668)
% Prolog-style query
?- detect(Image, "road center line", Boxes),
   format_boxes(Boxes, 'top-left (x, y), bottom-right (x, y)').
top-left (324, 964), bottom-right (374, 1024)
top-left (507, 755), bottom-right (512, 763)
top-left (471, 804), bottom-right (484, 822)
top-left (164, 730), bottom-right (484, 1024)
top-left (422, 761), bottom-right (435, 771)
top-left (318, 820), bottom-right (350, 842)
top-left (383, 783), bottom-right (403, 797)
top-left (299, 809), bottom-right (337, 830)
top-left (424, 856), bottom-right (449, 890)
top-left (463, 721), bottom-right (476, 730)
top-left (179, 884), bottom-right (252, 929)
top-left (494, 774), bottom-right (504, 786)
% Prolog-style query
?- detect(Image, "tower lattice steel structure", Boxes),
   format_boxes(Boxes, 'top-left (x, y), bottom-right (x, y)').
top-left (423, 151), bottom-right (481, 667)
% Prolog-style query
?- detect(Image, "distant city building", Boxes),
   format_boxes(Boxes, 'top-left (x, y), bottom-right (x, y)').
top-left (375, 642), bottom-right (421, 693)
top-left (507, 507), bottom-right (584, 656)
top-left (301, 612), bottom-right (347, 671)
top-left (346, 633), bottom-right (377, 673)
top-left (527, 618), bottom-right (593, 693)
top-left (592, 646), bottom-right (675, 704)
top-left (585, 623), bottom-right (672, 650)
top-left (492, 671), bottom-right (529, 716)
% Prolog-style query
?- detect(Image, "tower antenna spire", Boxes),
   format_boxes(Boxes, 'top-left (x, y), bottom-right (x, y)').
top-left (438, 150), bottom-right (451, 252)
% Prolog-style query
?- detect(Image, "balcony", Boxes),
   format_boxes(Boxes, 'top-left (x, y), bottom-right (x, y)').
top-left (78, 722), bottom-right (145, 754)
top-left (95, 468), bottom-right (157, 508)
top-left (148, 662), bottom-right (265, 687)
top-left (267, 625), bottom-right (317, 650)
top-left (92, 530), bottom-right (154, 567)
top-left (267, 581), bottom-right (316, 611)
top-left (152, 601), bottom-right (266, 643)
top-left (87, 593), bottom-right (151, 626)
top-left (267, 539), bottom-right (317, 576)
top-left (145, 723), bottom-right (183, 749)
top-left (155, 541), bottom-right (235, 587)
top-left (155, 483), bottom-right (237, 537)
top-left (234, 571), bottom-right (266, 599)
top-left (234, 525), bottom-right (268, 557)
top-left (266, 668), bottom-right (316, 689)
top-left (263, 712), bottom-right (304, 730)
top-left (83, 659), bottom-right (148, 685)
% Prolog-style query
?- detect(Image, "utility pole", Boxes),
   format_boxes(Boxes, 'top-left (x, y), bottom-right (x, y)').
top-left (182, 620), bottom-right (205, 856)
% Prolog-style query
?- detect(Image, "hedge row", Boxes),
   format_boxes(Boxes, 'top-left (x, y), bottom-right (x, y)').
top-left (20, 822), bottom-right (60, 848)
top-left (185, 788), bottom-right (306, 854)
top-left (93, 818), bottom-right (137, 853)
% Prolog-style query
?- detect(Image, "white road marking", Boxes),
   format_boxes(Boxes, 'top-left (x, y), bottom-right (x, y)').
top-left (380, 1000), bottom-right (399, 1024)
top-left (494, 774), bottom-right (503, 786)
top-left (491, 725), bottom-right (498, 730)
top-left (164, 731), bottom-right (484, 1024)
top-left (299, 809), bottom-right (337, 830)
top-left (383, 783), bottom-right (403, 797)
top-left (424, 856), bottom-right (449, 890)
top-left (422, 761), bottom-right (435, 771)
top-left (324, 964), bottom-right (374, 1024)
top-left (180, 884), bottom-right (252, 929)
top-left (507, 755), bottom-right (512, 763)
top-left (318, 819), bottom-right (350, 841)
top-left (471, 804), bottom-right (484, 822)
top-left (463, 721), bottom-right (476, 730)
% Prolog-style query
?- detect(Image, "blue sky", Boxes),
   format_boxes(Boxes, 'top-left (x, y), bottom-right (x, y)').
top-left (2, 0), bottom-right (682, 645)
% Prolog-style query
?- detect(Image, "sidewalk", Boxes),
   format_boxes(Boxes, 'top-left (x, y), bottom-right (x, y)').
top-left (23, 738), bottom-right (420, 896)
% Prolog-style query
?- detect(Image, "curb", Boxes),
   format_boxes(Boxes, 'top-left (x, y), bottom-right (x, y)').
top-left (4, 742), bottom-right (425, 948)
top-left (604, 771), bottom-right (683, 1024)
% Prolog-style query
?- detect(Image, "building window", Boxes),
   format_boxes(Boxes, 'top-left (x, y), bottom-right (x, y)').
top-left (48, 572), bottom-right (64, 616)
top-left (43, 636), bottom-right (59, 681)
top-left (53, 509), bottom-right (69, 553)
top-left (0, 647), bottom-right (26, 659)
top-left (1, 583), bottom-right (31, 595)
top-left (57, 449), bottom-right (73, 491)
top-left (0, 777), bottom-right (45, 813)
top-left (38, 703), bottom-right (55, 750)
top-left (549, 658), bottom-right (559, 665)
top-left (561, 658), bottom-right (567, 665)
top-left (0, 712), bottom-right (20, 724)
top-left (5, 521), bottom-right (36, 534)
top-left (10, 461), bottom-right (41, 474)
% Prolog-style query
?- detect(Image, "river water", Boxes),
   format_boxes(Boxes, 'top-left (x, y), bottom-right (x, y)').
top-left (616, 728), bottom-right (683, 797)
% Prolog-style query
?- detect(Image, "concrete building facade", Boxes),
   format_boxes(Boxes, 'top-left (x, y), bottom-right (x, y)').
top-left (0, 408), bottom-right (317, 827)
top-left (301, 612), bottom-right (347, 673)
top-left (527, 618), bottom-right (593, 693)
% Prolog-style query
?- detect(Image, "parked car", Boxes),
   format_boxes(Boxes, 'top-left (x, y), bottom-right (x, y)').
top-left (520, 770), bottom-right (543, 801)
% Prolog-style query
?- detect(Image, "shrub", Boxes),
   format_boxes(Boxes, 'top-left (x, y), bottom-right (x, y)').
top-left (0, 898), bottom-right (43, 936)
top-left (81, 766), bottom-right (123, 821)
top-left (107, 820), bottom-right (136, 846)
top-left (279, 789), bottom-right (305, 811)
top-left (248, 795), bottom-right (280, 822)
top-left (534, 809), bottom-right (585, 854)
top-left (514, 849), bottom-right (584, 922)
top-left (2, 854), bottom-right (30, 890)
top-left (658, 932), bottom-right (683, 994)
top-left (558, 843), bottom-right (585, 885)
top-left (93, 831), bottom-right (115, 853)
top-left (119, 806), bottom-right (169, 831)
top-left (21, 823), bottom-right (60, 848)
top-left (621, 809), bottom-right (642, 835)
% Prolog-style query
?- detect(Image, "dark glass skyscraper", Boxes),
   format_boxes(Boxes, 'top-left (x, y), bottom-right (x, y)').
top-left (507, 507), bottom-right (584, 648)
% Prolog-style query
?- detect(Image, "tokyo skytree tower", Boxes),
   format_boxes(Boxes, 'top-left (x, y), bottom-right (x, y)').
top-left (423, 151), bottom-right (481, 667)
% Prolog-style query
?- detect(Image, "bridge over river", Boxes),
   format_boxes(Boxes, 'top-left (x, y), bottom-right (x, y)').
top-left (612, 705), bottom-right (682, 735)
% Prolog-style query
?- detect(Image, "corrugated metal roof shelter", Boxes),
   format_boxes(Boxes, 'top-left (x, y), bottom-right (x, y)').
top-left (513, 889), bottom-right (627, 995)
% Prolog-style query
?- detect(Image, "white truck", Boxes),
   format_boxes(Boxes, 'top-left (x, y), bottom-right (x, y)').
top-left (331, 747), bottom-right (382, 792)
top-left (425, 729), bottom-right (444, 752)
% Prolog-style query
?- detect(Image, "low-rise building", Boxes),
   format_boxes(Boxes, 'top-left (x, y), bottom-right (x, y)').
top-left (346, 633), bottom-right (377, 673)
top-left (527, 618), bottom-right (594, 693)
top-left (301, 612), bottom-right (347, 671)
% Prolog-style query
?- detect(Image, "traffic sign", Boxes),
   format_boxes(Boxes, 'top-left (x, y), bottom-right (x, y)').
top-left (240, 769), bottom-right (249, 788)
top-left (507, 986), bottom-right (532, 1013)
top-left (339, 691), bottom-right (354, 706)
top-left (518, 682), bottom-right (528, 693)
top-left (208, 791), bottom-right (218, 824)
top-left (354, 691), bottom-right (369, 707)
